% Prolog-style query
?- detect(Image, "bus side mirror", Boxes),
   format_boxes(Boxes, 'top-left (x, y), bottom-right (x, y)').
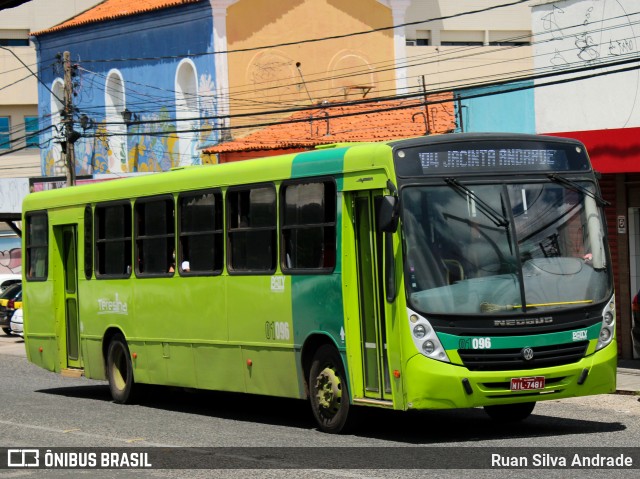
top-left (378, 195), bottom-right (399, 233)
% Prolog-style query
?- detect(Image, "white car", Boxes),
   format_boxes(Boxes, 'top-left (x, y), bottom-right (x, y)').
top-left (9, 307), bottom-right (23, 337)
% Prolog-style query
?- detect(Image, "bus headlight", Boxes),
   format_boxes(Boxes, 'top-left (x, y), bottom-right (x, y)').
top-left (604, 311), bottom-right (614, 325)
top-left (407, 308), bottom-right (449, 363)
top-left (422, 341), bottom-right (435, 354)
top-left (413, 324), bottom-right (427, 339)
top-left (596, 297), bottom-right (615, 351)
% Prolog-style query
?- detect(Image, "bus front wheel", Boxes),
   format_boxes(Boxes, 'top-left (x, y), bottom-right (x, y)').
top-left (309, 345), bottom-right (350, 433)
top-left (484, 402), bottom-right (535, 422)
top-left (106, 335), bottom-right (137, 404)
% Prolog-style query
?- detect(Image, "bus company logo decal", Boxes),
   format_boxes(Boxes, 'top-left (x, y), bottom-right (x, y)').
top-left (97, 293), bottom-right (129, 315)
top-left (572, 330), bottom-right (588, 341)
top-left (271, 275), bottom-right (285, 293)
top-left (493, 317), bottom-right (553, 327)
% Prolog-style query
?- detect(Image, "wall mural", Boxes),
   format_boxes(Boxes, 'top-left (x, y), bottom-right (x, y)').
top-left (40, 103), bottom-right (219, 176)
top-left (0, 238), bottom-right (21, 276)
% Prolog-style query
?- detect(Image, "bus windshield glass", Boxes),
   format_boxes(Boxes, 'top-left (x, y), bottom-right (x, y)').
top-left (402, 180), bottom-right (611, 315)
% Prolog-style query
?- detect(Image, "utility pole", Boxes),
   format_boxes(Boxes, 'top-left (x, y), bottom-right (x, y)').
top-left (63, 51), bottom-right (76, 187)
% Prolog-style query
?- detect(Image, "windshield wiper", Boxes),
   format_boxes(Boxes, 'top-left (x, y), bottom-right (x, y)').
top-left (547, 174), bottom-right (609, 207)
top-left (444, 178), bottom-right (509, 228)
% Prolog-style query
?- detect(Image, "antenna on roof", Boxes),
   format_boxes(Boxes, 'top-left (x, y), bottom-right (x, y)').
top-left (296, 62), bottom-right (314, 104)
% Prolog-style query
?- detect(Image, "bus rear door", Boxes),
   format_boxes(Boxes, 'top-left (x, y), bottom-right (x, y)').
top-left (53, 224), bottom-right (82, 371)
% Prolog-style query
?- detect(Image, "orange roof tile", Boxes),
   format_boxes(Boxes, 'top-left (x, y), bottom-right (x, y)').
top-left (31, 0), bottom-right (202, 36)
top-left (204, 94), bottom-right (456, 154)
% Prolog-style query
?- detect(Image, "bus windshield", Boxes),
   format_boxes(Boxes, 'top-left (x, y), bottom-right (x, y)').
top-left (402, 180), bottom-right (610, 315)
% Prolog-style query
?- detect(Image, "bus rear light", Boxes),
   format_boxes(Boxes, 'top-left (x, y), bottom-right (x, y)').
top-left (393, 370), bottom-right (400, 378)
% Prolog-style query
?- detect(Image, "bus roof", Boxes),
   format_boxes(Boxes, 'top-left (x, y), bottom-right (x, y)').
top-left (22, 140), bottom-right (394, 212)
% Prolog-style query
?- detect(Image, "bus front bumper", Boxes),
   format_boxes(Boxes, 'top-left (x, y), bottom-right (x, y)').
top-left (402, 340), bottom-right (617, 410)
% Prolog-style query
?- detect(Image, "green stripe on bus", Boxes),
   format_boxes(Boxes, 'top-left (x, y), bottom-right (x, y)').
top-left (437, 322), bottom-right (602, 350)
top-left (291, 147), bottom-right (348, 188)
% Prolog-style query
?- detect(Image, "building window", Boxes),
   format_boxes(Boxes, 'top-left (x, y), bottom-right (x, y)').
top-left (441, 41), bottom-right (483, 46)
top-left (281, 180), bottom-right (336, 273)
top-left (440, 30), bottom-right (484, 47)
top-left (95, 202), bottom-right (132, 278)
top-left (227, 184), bottom-right (276, 273)
top-left (134, 196), bottom-right (175, 276)
top-left (25, 116), bottom-right (39, 148)
top-left (488, 30), bottom-right (531, 46)
top-left (179, 189), bottom-right (223, 275)
top-left (406, 39), bottom-right (430, 46)
top-left (25, 212), bottom-right (48, 281)
top-left (0, 117), bottom-right (11, 149)
top-left (0, 39), bottom-right (29, 46)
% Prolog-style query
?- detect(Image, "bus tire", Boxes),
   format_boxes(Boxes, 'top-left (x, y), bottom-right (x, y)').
top-left (106, 334), bottom-right (137, 404)
top-left (484, 402), bottom-right (535, 422)
top-left (309, 344), bottom-right (350, 433)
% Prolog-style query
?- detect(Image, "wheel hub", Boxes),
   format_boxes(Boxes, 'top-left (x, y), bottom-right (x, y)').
top-left (315, 367), bottom-right (342, 414)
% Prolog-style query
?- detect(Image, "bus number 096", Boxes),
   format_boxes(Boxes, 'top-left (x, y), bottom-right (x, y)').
top-left (265, 321), bottom-right (290, 340)
top-left (472, 337), bottom-right (491, 349)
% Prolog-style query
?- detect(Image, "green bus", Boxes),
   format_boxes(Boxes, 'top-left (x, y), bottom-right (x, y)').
top-left (22, 133), bottom-right (616, 433)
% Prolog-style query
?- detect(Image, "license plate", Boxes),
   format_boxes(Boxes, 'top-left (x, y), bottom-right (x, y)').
top-left (510, 376), bottom-right (545, 391)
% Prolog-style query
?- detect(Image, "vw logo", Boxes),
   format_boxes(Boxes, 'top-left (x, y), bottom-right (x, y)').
top-left (521, 347), bottom-right (534, 361)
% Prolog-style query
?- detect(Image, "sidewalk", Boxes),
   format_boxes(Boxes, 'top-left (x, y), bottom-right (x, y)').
top-left (616, 359), bottom-right (640, 394)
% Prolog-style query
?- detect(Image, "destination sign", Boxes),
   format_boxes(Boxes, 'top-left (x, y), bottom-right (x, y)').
top-left (419, 149), bottom-right (558, 171)
top-left (393, 140), bottom-right (591, 177)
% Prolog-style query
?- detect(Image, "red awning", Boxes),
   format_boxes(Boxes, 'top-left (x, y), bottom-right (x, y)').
top-left (545, 127), bottom-right (640, 174)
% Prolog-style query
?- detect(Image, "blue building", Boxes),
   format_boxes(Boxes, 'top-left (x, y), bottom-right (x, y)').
top-left (456, 81), bottom-right (535, 134)
top-left (31, 0), bottom-right (221, 176)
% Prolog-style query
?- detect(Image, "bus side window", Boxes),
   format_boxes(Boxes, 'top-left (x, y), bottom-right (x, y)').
top-left (26, 211), bottom-right (49, 281)
top-left (178, 189), bottom-right (223, 275)
top-left (281, 179), bottom-right (336, 273)
top-left (227, 184), bottom-right (277, 273)
top-left (134, 196), bottom-right (175, 276)
top-left (95, 202), bottom-right (132, 278)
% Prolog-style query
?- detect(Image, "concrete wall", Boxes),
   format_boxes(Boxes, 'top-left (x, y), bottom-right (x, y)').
top-left (533, 0), bottom-right (640, 133)
top-left (226, 0), bottom-right (395, 131)
top-left (403, 1), bottom-right (534, 93)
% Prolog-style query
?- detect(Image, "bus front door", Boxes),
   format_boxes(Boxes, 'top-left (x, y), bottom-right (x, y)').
top-left (354, 192), bottom-right (392, 402)
top-left (54, 225), bottom-right (81, 369)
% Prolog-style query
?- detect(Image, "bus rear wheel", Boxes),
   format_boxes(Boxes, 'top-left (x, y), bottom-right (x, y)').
top-left (106, 334), bottom-right (137, 404)
top-left (309, 345), bottom-right (350, 433)
top-left (484, 402), bottom-right (535, 422)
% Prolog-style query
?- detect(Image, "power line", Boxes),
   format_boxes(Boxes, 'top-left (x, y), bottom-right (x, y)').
top-left (65, 54), bottom-right (640, 142)
top-left (74, 0), bottom-right (534, 64)
top-left (59, 11), bottom-right (640, 120)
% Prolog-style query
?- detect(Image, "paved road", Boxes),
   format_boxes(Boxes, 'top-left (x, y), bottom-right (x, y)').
top-left (1, 334), bottom-right (640, 478)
